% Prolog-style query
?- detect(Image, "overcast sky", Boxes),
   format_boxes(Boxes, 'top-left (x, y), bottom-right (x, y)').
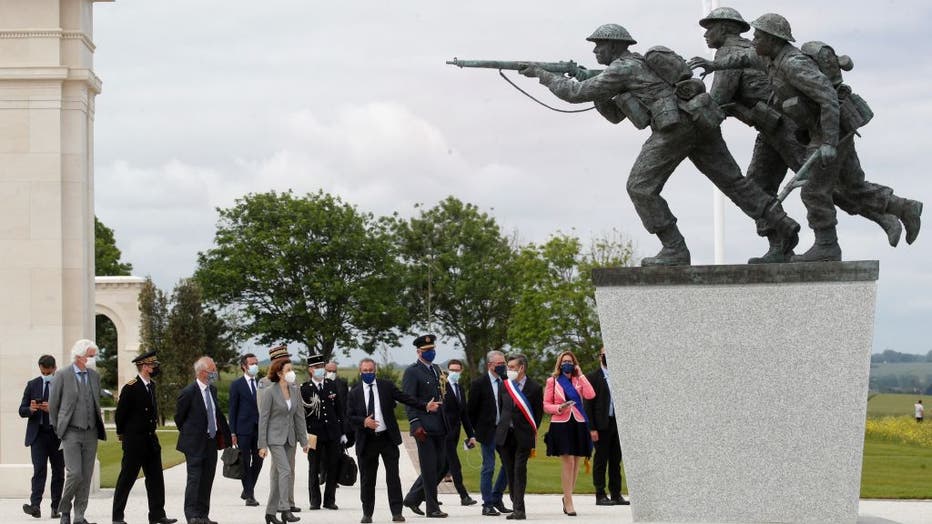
top-left (90, 1), bottom-right (931, 361)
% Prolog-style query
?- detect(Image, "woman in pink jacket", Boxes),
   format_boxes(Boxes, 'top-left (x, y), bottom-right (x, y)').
top-left (544, 350), bottom-right (596, 516)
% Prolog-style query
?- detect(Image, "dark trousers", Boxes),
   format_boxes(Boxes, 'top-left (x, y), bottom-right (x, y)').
top-left (591, 419), bottom-right (623, 498)
top-left (479, 440), bottom-right (507, 507)
top-left (440, 435), bottom-right (469, 497)
top-left (29, 426), bottom-right (64, 510)
top-left (183, 439), bottom-right (217, 520)
top-left (236, 430), bottom-right (263, 498)
top-left (404, 434), bottom-right (446, 513)
top-left (497, 431), bottom-right (531, 513)
top-left (358, 433), bottom-right (404, 517)
top-left (112, 435), bottom-right (166, 521)
top-left (307, 437), bottom-right (339, 507)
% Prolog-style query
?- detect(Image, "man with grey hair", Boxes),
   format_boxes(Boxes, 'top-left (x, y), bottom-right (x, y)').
top-left (49, 339), bottom-right (106, 524)
top-left (175, 356), bottom-right (231, 524)
top-left (466, 350), bottom-right (511, 516)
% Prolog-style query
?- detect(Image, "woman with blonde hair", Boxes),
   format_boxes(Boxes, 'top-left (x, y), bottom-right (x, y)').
top-left (543, 350), bottom-right (595, 516)
top-left (258, 357), bottom-right (309, 524)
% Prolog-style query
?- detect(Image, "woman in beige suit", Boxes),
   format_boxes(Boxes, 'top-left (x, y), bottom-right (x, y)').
top-left (258, 358), bottom-right (308, 524)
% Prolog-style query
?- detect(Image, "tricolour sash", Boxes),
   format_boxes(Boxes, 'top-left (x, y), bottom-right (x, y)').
top-left (503, 379), bottom-right (537, 433)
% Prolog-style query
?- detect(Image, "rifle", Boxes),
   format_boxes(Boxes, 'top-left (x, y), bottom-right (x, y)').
top-left (446, 58), bottom-right (600, 80)
top-left (775, 130), bottom-right (857, 205)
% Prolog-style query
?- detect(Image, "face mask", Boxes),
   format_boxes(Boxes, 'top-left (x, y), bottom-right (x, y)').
top-left (494, 364), bottom-right (507, 379)
top-left (420, 349), bottom-right (436, 363)
top-left (247, 364), bottom-right (259, 377)
top-left (41, 374), bottom-right (54, 384)
top-left (361, 372), bottom-right (376, 384)
top-left (206, 371), bottom-right (219, 384)
top-left (149, 367), bottom-right (161, 378)
top-left (561, 362), bottom-right (575, 375)
top-left (447, 371), bottom-right (460, 384)
top-left (313, 368), bottom-right (326, 380)
top-left (601, 354), bottom-right (607, 367)
top-left (84, 356), bottom-right (97, 370)
top-left (284, 371), bottom-right (297, 384)
top-left (325, 371), bottom-right (337, 381)
top-left (506, 370), bottom-right (519, 381)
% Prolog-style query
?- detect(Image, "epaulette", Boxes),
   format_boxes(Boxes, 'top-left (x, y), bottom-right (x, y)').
top-left (126, 377), bottom-right (138, 386)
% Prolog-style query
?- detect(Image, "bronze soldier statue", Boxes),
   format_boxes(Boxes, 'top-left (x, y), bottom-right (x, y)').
top-left (518, 24), bottom-right (800, 266)
top-left (690, 12), bottom-right (922, 261)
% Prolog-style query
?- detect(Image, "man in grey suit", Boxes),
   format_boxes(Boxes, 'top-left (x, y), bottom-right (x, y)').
top-left (49, 339), bottom-right (107, 524)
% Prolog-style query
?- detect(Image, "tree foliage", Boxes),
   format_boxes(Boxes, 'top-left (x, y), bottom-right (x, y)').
top-left (393, 197), bottom-right (518, 379)
top-left (509, 230), bottom-right (635, 380)
top-left (195, 190), bottom-right (408, 360)
top-left (95, 216), bottom-right (133, 276)
top-left (138, 277), bottom-right (171, 422)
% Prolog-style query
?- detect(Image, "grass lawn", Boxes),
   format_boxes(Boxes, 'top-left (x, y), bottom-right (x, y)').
top-left (97, 428), bottom-right (184, 489)
top-left (868, 393), bottom-right (926, 418)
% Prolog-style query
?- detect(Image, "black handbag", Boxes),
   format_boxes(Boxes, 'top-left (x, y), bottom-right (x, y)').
top-left (338, 450), bottom-right (358, 486)
top-left (221, 447), bottom-right (244, 480)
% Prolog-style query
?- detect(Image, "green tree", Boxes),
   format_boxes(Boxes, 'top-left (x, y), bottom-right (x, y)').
top-left (159, 278), bottom-right (206, 419)
top-left (392, 197), bottom-right (518, 380)
top-left (138, 277), bottom-right (170, 422)
top-left (195, 190), bottom-right (407, 360)
top-left (203, 309), bottom-right (240, 367)
top-left (95, 216), bottom-right (133, 276)
top-left (508, 230), bottom-right (635, 380)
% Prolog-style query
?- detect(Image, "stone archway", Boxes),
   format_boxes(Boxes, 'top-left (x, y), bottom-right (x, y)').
top-left (95, 276), bottom-right (146, 391)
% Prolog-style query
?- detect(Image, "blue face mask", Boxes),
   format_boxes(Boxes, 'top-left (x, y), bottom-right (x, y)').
top-left (561, 362), bottom-right (575, 375)
top-left (41, 373), bottom-right (54, 384)
top-left (447, 371), bottom-right (460, 384)
top-left (313, 367), bottom-right (326, 379)
top-left (421, 349), bottom-right (436, 363)
top-left (494, 364), bottom-right (507, 379)
top-left (246, 364), bottom-right (259, 377)
top-left (361, 372), bottom-right (376, 384)
top-left (206, 371), bottom-right (219, 384)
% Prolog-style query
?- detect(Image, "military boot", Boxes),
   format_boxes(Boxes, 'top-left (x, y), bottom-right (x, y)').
top-left (758, 202), bottom-right (801, 259)
top-left (791, 227), bottom-right (842, 262)
top-left (748, 232), bottom-right (794, 264)
top-left (861, 211), bottom-right (902, 247)
top-left (885, 197), bottom-right (922, 245)
top-left (641, 225), bottom-right (690, 266)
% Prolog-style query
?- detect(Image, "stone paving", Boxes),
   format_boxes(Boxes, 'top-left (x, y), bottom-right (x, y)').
top-left (2, 438), bottom-right (930, 524)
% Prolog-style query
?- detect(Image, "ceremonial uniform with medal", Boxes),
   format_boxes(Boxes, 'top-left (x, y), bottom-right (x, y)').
top-left (300, 352), bottom-right (344, 510)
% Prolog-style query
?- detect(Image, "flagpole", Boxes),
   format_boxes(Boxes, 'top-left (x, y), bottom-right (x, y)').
top-left (702, 0), bottom-right (725, 264)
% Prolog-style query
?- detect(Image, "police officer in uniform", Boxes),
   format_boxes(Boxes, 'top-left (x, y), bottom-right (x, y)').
top-left (300, 352), bottom-right (345, 510)
top-left (402, 335), bottom-right (450, 518)
top-left (112, 351), bottom-right (177, 524)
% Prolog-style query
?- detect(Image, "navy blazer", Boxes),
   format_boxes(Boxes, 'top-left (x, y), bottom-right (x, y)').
top-left (19, 376), bottom-right (52, 447)
top-left (466, 373), bottom-right (500, 445)
top-left (228, 375), bottom-right (259, 436)
top-left (175, 381), bottom-right (231, 456)
top-left (402, 360), bottom-right (449, 436)
top-left (347, 379), bottom-right (423, 457)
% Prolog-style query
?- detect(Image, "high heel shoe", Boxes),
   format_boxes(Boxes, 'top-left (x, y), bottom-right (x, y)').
top-left (265, 514), bottom-right (283, 524)
top-left (562, 496), bottom-right (577, 517)
top-left (280, 511), bottom-right (300, 523)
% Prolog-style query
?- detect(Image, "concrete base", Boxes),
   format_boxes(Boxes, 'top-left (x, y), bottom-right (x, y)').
top-left (593, 261), bottom-right (879, 524)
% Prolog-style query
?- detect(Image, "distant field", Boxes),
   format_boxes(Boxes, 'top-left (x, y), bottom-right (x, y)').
top-left (868, 393), bottom-right (926, 418)
top-left (870, 362), bottom-right (932, 378)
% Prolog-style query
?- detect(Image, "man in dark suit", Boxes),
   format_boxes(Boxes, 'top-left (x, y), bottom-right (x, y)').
top-left (495, 354), bottom-right (543, 521)
top-left (228, 353), bottom-right (263, 506)
top-left (347, 358), bottom-right (439, 524)
top-left (19, 354), bottom-right (64, 520)
top-left (402, 334), bottom-right (450, 518)
top-left (466, 350), bottom-right (510, 516)
top-left (112, 352), bottom-right (178, 524)
top-left (175, 356), bottom-right (231, 524)
top-left (300, 352), bottom-right (344, 510)
top-left (49, 339), bottom-right (107, 524)
top-left (439, 359), bottom-right (477, 506)
top-left (584, 347), bottom-right (629, 506)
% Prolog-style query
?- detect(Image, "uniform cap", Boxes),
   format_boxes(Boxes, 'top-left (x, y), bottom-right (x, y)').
top-left (413, 334), bottom-right (436, 350)
top-left (269, 344), bottom-right (291, 361)
top-left (132, 350), bottom-right (159, 365)
top-left (306, 352), bottom-right (326, 367)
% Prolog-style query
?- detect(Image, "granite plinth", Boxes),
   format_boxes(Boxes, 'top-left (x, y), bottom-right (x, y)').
top-left (593, 261), bottom-right (878, 523)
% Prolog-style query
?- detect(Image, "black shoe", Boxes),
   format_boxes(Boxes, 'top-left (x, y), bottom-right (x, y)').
top-left (245, 498), bottom-right (260, 507)
top-left (60, 512), bottom-right (71, 524)
top-left (53, 511), bottom-right (62, 519)
top-left (425, 511), bottom-right (448, 518)
top-left (24, 504), bottom-right (41, 518)
top-left (562, 497), bottom-right (576, 516)
top-left (265, 515), bottom-right (283, 524)
top-left (481, 506), bottom-right (500, 517)
top-left (460, 496), bottom-right (477, 506)
top-left (241, 490), bottom-right (248, 500)
top-left (281, 511), bottom-right (300, 523)
top-left (308, 505), bottom-right (320, 511)
top-left (151, 519), bottom-right (178, 524)
top-left (493, 502), bottom-right (512, 514)
top-left (204, 520), bottom-right (218, 524)
top-left (505, 512), bottom-right (526, 520)
top-left (392, 516), bottom-right (406, 523)
top-left (404, 502), bottom-right (424, 516)
top-left (289, 507), bottom-right (301, 513)
top-left (595, 495), bottom-right (614, 506)
top-left (360, 517), bottom-right (372, 524)
top-left (610, 496), bottom-right (630, 506)
top-left (113, 521), bottom-right (127, 524)
top-left (322, 504), bottom-right (338, 511)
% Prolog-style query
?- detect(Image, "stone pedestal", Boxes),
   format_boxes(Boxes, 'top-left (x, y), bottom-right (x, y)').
top-left (593, 261), bottom-right (878, 524)
top-left (0, 0), bottom-right (111, 498)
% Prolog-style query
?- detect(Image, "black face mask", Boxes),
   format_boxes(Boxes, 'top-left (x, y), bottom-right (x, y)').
top-left (494, 364), bottom-right (507, 379)
top-left (600, 354), bottom-right (607, 367)
top-left (149, 367), bottom-right (161, 378)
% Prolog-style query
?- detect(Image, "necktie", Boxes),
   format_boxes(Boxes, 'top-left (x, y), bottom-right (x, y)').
top-left (42, 381), bottom-right (50, 426)
top-left (250, 378), bottom-right (257, 398)
top-left (452, 384), bottom-right (459, 404)
top-left (495, 378), bottom-right (502, 424)
top-left (79, 371), bottom-right (87, 386)
top-left (367, 384), bottom-right (375, 418)
top-left (204, 388), bottom-right (217, 438)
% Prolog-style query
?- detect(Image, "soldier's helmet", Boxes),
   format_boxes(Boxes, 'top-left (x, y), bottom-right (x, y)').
top-left (699, 7), bottom-right (750, 32)
top-left (750, 13), bottom-right (795, 42)
top-left (586, 24), bottom-right (637, 45)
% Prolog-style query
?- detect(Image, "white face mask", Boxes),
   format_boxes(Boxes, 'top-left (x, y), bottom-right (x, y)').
top-left (447, 371), bottom-right (461, 384)
top-left (313, 368), bottom-right (326, 380)
top-left (325, 371), bottom-right (337, 381)
top-left (247, 364), bottom-right (259, 377)
top-left (284, 371), bottom-right (297, 384)
top-left (506, 370), bottom-right (519, 381)
top-left (84, 356), bottom-right (97, 370)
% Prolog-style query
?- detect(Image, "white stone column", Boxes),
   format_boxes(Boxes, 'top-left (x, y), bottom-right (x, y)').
top-left (95, 276), bottom-right (146, 391)
top-left (0, 0), bottom-right (113, 497)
